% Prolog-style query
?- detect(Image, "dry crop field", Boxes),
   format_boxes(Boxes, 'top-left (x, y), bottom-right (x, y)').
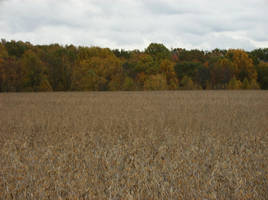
top-left (0, 91), bottom-right (267, 200)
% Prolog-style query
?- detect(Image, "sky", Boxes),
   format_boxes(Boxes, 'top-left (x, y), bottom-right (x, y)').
top-left (0, 0), bottom-right (267, 51)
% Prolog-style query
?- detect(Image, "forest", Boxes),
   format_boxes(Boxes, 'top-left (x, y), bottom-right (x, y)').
top-left (0, 39), bottom-right (268, 92)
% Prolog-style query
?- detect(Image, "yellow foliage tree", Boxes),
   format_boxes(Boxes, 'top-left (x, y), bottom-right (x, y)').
top-left (242, 78), bottom-right (250, 89)
top-left (144, 74), bottom-right (167, 90)
top-left (249, 79), bottom-right (260, 89)
top-left (0, 44), bottom-right (8, 62)
top-left (226, 49), bottom-right (257, 81)
top-left (72, 55), bottom-right (122, 91)
top-left (159, 59), bottom-right (178, 89)
top-left (136, 72), bottom-right (147, 89)
top-left (38, 79), bottom-right (53, 91)
top-left (227, 77), bottom-right (242, 89)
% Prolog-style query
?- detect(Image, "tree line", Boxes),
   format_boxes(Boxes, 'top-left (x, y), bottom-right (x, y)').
top-left (0, 39), bottom-right (268, 92)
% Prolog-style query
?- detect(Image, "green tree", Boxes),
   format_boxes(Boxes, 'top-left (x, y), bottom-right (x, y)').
top-left (172, 48), bottom-right (207, 63)
top-left (174, 61), bottom-right (202, 84)
top-left (256, 62), bottom-right (268, 89)
top-left (123, 52), bottom-right (154, 89)
top-left (20, 50), bottom-right (51, 91)
top-left (145, 43), bottom-right (170, 61)
top-left (180, 76), bottom-right (197, 90)
top-left (40, 45), bottom-right (74, 91)
top-left (196, 63), bottom-right (210, 89)
top-left (250, 48), bottom-right (268, 64)
top-left (209, 58), bottom-right (235, 89)
top-left (127, 52), bottom-right (154, 76)
top-left (4, 40), bottom-right (31, 58)
top-left (122, 77), bottom-right (135, 91)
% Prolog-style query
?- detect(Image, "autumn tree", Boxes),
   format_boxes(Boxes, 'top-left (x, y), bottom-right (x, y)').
top-left (0, 43), bottom-right (8, 59)
top-left (249, 79), bottom-right (260, 89)
top-left (0, 39), bottom-right (267, 92)
top-left (226, 49), bottom-right (257, 81)
top-left (72, 53), bottom-right (122, 91)
top-left (0, 44), bottom-right (8, 91)
top-left (240, 78), bottom-right (260, 89)
top-left (241, 78), bottom-right (250, 89)
top-left (144, 74), bottom-right (167, 90)
top-left (136, 72), bottom-right (147, 90)
top-left (77, 46), bottom-right (113, 61)
top-left (0, 44), bottom-right (26, 91)
top-left (227, 77), bottom-right (242, 89)
top-left (159, 59), bottom-right (178, 89)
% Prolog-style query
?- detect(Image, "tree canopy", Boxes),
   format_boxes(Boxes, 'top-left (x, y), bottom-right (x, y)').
top-left (0, 39), bottom-right (267, 92)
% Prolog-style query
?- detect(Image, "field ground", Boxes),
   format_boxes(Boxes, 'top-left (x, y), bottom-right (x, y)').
top-left (0, 91), bottom-right (267, 199)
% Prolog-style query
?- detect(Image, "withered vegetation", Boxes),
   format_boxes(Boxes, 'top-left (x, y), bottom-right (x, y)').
top-left (0, 91), bottom-right (267, 199)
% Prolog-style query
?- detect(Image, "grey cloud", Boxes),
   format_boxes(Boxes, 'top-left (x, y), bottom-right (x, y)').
top-left (0, 0), bottom-right (267, 50)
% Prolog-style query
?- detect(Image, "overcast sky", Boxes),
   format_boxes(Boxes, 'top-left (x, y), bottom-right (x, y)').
top-left (0, 0), bottom-right (267, 50)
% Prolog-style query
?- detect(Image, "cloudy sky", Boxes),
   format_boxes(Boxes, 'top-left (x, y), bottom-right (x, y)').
top-left (0, 0), bottom-right (267, 50)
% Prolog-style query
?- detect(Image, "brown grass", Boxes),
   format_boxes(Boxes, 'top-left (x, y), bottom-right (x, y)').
top-left (0, 91), bottom-right (267, 200)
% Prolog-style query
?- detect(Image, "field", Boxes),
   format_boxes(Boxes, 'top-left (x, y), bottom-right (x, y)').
top-left (0, 91), bottom-right (267, 200)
